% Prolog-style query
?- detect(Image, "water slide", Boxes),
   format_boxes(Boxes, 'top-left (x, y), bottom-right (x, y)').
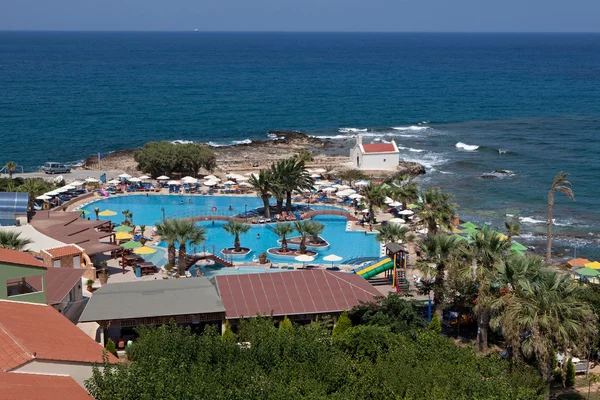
top-left (353, 257), bottom-right (394, 280)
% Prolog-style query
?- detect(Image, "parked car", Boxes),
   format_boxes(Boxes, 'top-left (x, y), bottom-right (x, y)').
top-left (42, 162), bottom-right (70, 174)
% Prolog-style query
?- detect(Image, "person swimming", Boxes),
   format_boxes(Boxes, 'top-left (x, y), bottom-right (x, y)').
top-left (228, 205), bottom-right (233, 211)
top-left (180, 200), bottom-right (184, 204)
top-left (188, 199), bottom-right (192, 203)
top-left (256, 233), bottom-right (260, 239)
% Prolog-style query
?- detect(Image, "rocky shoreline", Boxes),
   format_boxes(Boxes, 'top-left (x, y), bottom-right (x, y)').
top-left (82, 130), bottom-right (426, 178)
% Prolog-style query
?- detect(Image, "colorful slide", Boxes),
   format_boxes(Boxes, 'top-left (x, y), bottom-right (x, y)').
top-left (353, 257), bottom-right (394, 280)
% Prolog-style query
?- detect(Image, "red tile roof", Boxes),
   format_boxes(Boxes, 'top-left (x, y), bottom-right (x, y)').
top-left (0, 301), bottom-right (118, 372)
top-left (216, 270), bottom-right (380, 319)
top-left (0, 372), bottom-right (91, 400)
top-left (28, 268), bottom-right (85, 305)
top-left (0, 249), bottom-right (45, 269)
top-left (43, 245), bottom-right (82, 258)
top-left (362, 143), bottom-right (397, 153)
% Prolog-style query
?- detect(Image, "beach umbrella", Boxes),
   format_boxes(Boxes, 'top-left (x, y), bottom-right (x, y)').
top-left (389, 201), bottom-right (402, 207)
top-left (323, 254), bottom-right (343, 266)
top-left (355, 180), bottom-right (369, 186)
top-left (62, 185), bottom-right (75, 190)
top-left (120, 240), bottom-right (142, 249)
top-left (113, 225), bottom-right (134, 233)
top-left (568, 258), bottom-right (591, 267)
top-left (513, 250), bottom-right (526, 257)
top-left (384, 197), bottom-right (393, 204)
top-left (236, 176), bottom-right (249, 181)
top-left (98, 209), bottom-right (117, 217)
top-left (138, 175), bottom-right (151, 180)
top-left (204, 180), bottom-right (218, 186)
top-left (85, 177), bottom-right (99, 183)
top-left (107, 179), bottom-right (121, 185)
top-left (585, 261), bottom-right (600, 270)
top-left (348, 193), bottom-right (363, 200)
top-left (44, 190), bottom-right (60, 196)
top-left (134, 246), bottom-right (157, 255)
top-left (510, 241), bottom-right (528, 252)
top-left (361, 209), bottom-right (370, 214)
top-left (575, 267), bottom-right (600, 278)
top-left (167, 180), bottom-right (180, 185)
top-left (223, 180), bottom-right (236, 186)
top-left (115, 232), bottom-right (132, 240)
top-left (313, 180), bottom-right (332, 186)
top-left (388, 218), bottom-right (406, 225)
top-left (118, 173), bottom-right (131, 179)
top-left (295, 255), bottom-right (315, 266)
top-left (459, 221), bottom-right (478, 230)
top-left (322, 187), bottom-right (336, 193)
top-left (70, 180), bottom-right (85, 186)
top-left (36, 194), bottom-right (52, 200)
top-left (397, 209), bottom-right (414, 216)
top-left (182, 176), bottom-right (198, 183)
top-left (310, 173), bottom-right (321, 178)
top-left (156, 175), bottom-right (170, 180)
top-left (312, 168), bottom-right (326, 174)
top-left (128, 177), bottom-right (142, 183)
top-left (238, 181), bottom-right (252, 187)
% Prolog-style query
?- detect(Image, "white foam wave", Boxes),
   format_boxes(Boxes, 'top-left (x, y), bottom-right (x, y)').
top-left (309, 134), bottom-right (348, 140)
top-left (398, 146), bottom-right (425, 153)
top-left (232, 139), bottom-right (252, 145)
top-left (339, 127), bottom-right (367, 133)
top-left (498, 149), bottom-right (507, 154)
top-left (207, 141), bottom-right (226, 147)
top-left (401, 152), bottom-right (448, 171)
top-left (438, 171), bottom-right (454, 175)
top-left (455, 142), bottom-right (480, 151)
top-left (171, 139), bottom-right (195, 145)
top-left (519, 217), bottom-right (546, 225)
top-left (392, 125), bottom-right (430, 131)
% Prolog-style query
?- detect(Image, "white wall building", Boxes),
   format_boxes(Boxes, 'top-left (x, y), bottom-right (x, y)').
top-left (350, 135), bottom-right (400, 170)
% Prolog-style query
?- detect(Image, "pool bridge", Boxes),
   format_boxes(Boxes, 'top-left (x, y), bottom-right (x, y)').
top-left (185, 253), bottom-right (234, 269)
top-left (182, 209), bottom-right (358, 223)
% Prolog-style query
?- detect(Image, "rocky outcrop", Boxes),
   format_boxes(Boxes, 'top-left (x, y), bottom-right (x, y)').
top-left (398, 161), bottom-right (426, 176)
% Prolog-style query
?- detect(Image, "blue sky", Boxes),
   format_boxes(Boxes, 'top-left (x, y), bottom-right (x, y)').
top-left (1, 0), bottom-right (599, 32)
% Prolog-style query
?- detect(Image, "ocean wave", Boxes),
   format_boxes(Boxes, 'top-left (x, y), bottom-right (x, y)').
top-left (339, 127), bottom-right (367, 133)
top-left (392, 125), bottom-right (430, 131)
top-left (519, 217), bottom-right (546, 225)
top-left (398, 146), bottom-right (425, 153)
top-left (171, 139), bottom-right (195, 145)
top-left (455, 142), bottom-right (479, 151)
top-left (438, 170), bottom-right (454, 175)
top-left (401, 152), bottom-right (448, 171)
top-left (309, 134), bottom-right (349, 140)
top-left (207, 141), bottom-right (227, 147)
top-left (232, 139), bottom-right (252, 145)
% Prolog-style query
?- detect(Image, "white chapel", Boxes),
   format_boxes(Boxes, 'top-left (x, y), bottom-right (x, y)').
top-left (350, 134), bottom-right (400, 171)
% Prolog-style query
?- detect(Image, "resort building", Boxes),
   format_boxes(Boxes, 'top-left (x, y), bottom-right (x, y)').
top-left (79, 278), bottom-right (226, 344)
top-left (350, 134), bottom-right (400, 171)
top-left (41, 244), bottom-right (85, 269)
top-left (0, 372), bottom-right (92, 400)
top-left (0, 248), bottom-right (47, 304)
top-left (215, 270), bottom-right (381, 325)
top-left (0, 192), bottom-right (28, 226)
top-left (0, 300), bottom-right (118, 387)
top-left (28, 266), bottom-right (85, 323)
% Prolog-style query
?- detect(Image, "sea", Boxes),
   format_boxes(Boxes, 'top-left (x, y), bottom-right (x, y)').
top-left (1, 32), bottom-right (599, 259)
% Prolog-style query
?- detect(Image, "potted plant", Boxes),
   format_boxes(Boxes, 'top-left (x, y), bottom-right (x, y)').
top-left (139, 225), bottom-right (147, 246)
top-left (163, 263), bottom-right (173, 278)
top-left (98, 269), bottom-right (109, 285)
top-left (86, 279), bottom-right (95, 292)
top-left (258, 252), bottom-right (268, 264)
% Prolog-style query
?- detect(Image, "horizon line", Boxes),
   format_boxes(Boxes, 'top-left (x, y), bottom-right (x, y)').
top-left (1, 30), bottom-right (600, 34)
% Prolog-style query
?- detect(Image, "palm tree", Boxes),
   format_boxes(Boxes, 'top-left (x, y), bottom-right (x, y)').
top-left (93, 207), bottom-right (100, 221)
top-left (295, 150), bottom-right (313, 163)
top-left (174, 220), bottom-right (206, 275)
top-left (154, 219), bottom-right (178, 266)
top-left (18, 178), bottom-right (49, 210)
top-left (546, 172), bottom-right (575, 263)
top-left (504, 220), bottom-right (520, 246)
top-left (389, 175), bottom-right (419, 209)
top-left (418, 187), bottom-right (456, 235)
top-left (459, 225), bottom-right (511, 352)
top-left (121, 209), bottom-right (130, 225)
top-left (272, 223), bottom-right (294, 253)
top-left (306, 220), bottom-right (325, 244)
top-left (362, 183), bottom-right (387, 224)
top-left (270, 180), bottom-right (286, 216)
top-left (492, 264), bottom-right (596, 384)
top-left (273, 158), bottom-right (314, 213)
top-left (0, 231), bottom-right (33, 251)
top-left (418, 234), bottom-right (461, 320)
top-left (222, 221), bottom-right (251, 253)
top-left (375, 224), bottom-right (415, 245)
top-left (293, 221), bottom-right (311, 254)
top-left (4, 161), bottom-right (16, 179)
top-left (249, 170), bottom-right (273, 218)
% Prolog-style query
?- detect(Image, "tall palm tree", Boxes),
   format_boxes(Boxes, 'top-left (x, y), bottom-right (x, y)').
top-left (174, 220), bottom-right (206, 275)
top-left (375, 224), bottom-right (415, 245)
top-left (504, 220), bottom-right (520, 246)
top-left (154, 219), bottom-right (178, 266)
top-left (389, 175), bottom-right (419, 209)
top-left (418, 234), bottom-right (461, 320)
top-left (4, 161), bottom-right (16, 179)
top-left (249, 170), bottom-right (273, 218)
top-left (546, 172), bottom-right (575, 263)
top-left (93, 207), bottom-right (100, 221)
top-left (121, 209), bottom-right (130, 225)
top-left (272, 222), bottom-right (294, 252)
top-left (293, 221), bottom-right (311, 254)
top-left (459, 225), bottom-right (511, 352)
top-left (273, 158), bottom-right (314, 213)
top-left (418, 187), bottom-right (456, 235)
top-left (0, 231), bottom-right (33, 251)
top-left (492, 264), bottom-right (596, 384)
top-left (222, 221), bottom-right (250, 252)
top-left (18, 178), bottom-right (49, 211)
top-left (270, 181), bottom-right (286, 216)
top-left (362, 183), bottom-right (386, 224)
top-left (306, 220), bottom-right (325, 244)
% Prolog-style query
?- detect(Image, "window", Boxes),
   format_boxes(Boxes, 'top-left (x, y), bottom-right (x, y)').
top-left (6, 277), bottom-right (38, 297)
top-left (73, 255), bottom-right (81, 268)
top-left (383, 158), bottom-right (386, 162)
top-left (53, 259), bottom-right (61, 268)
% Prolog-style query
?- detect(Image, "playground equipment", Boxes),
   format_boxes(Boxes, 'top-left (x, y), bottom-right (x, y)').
top-left (352, 243), bottom-right (409, 293)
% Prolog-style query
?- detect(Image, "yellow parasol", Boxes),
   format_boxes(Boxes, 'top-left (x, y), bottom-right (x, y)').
top-left (134, 246), bottom-right (157, 255)
top-left (98, 209), bottom-right (117, 217)
top-left (115, 232), bottom-right (132, 240)
top-left (497, 233), bottom-right (508, 241)
top-left (585, 261), bottom-right (600, 270)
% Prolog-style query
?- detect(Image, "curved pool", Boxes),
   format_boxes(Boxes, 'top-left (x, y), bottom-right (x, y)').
top-left (81, 195), bottom-right (379, 263)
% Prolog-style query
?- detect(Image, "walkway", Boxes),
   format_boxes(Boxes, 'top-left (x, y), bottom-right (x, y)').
top-left (302, 209), bottom-right (358, 221)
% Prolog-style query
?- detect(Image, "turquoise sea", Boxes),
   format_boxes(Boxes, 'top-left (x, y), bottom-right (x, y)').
top-left (1, 32), bottom-right (599, 258)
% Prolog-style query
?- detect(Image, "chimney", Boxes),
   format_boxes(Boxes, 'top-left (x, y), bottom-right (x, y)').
top-left (356, 134), bottom-right (362, 146)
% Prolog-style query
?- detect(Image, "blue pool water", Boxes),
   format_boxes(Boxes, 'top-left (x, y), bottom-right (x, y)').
top-left (82, 195), bottom-right (380, 263)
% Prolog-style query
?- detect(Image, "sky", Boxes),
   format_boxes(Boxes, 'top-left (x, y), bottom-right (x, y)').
top-left (1, 0), bottom-right (599, 32)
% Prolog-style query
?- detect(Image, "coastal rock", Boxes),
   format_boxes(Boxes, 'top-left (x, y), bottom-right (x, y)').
top-left (397, 161), bottom-right (426, 176)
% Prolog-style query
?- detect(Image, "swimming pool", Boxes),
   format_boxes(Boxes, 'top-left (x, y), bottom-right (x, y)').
top-left (82, 195), bottom-right (379, 263)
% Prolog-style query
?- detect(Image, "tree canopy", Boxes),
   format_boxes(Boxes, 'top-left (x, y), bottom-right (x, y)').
top-left (134, 141), bottom-right (216, 178)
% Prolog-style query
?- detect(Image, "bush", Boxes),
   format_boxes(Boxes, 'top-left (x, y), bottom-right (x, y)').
top-left (134, 141), bottom-right (216, 178)
top-left (279, 316), bottom-right (293, 333)
top-left (333, 311), bottom-right (352, 337)
top-left (222, 322), bottom-right (235, 343)
top-left (105, 339), bottom-right (118, 357)
top-left (429, 313), bottom-right (442, 334)
top-left (565, 357), bottom-right (576, 387)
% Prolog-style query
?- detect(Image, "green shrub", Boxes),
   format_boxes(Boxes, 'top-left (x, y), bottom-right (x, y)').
top-left (279, 316), bottom-right (293, 333)
top-left (134, 141), bottom-right (216, 178)
top-left (105, 339), bottom-right (118, 357)
top-left (565, 357), bottom-right (576, 387)
top-left (332, 311), bottom-right (352, 337)
top-left (222, 322), bottom-right (235, 343)
top-left (429, 313), bottom-right (442, 334)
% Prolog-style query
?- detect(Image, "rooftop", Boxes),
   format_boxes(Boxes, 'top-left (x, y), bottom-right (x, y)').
top-left (0, 192), bottom-right (28, 215)
top-left (79, 278), bottom-right (226, 322)
top-left (0, 372), bottom-right (91, 400)
top-left (0, 249), bottom-right (45, 269)
top-left (28, 267), bottom-right (85, 305)
top-left (0, 225), bottom-right (66, 253)
top-left (361, 143), bottom-right (398, 154)
top-left (216, 270), bottom-right (380, 320)
top-left (0, 301), bottom-right (117, 371)
top-left (43, 244), bottom-right (83, 258)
